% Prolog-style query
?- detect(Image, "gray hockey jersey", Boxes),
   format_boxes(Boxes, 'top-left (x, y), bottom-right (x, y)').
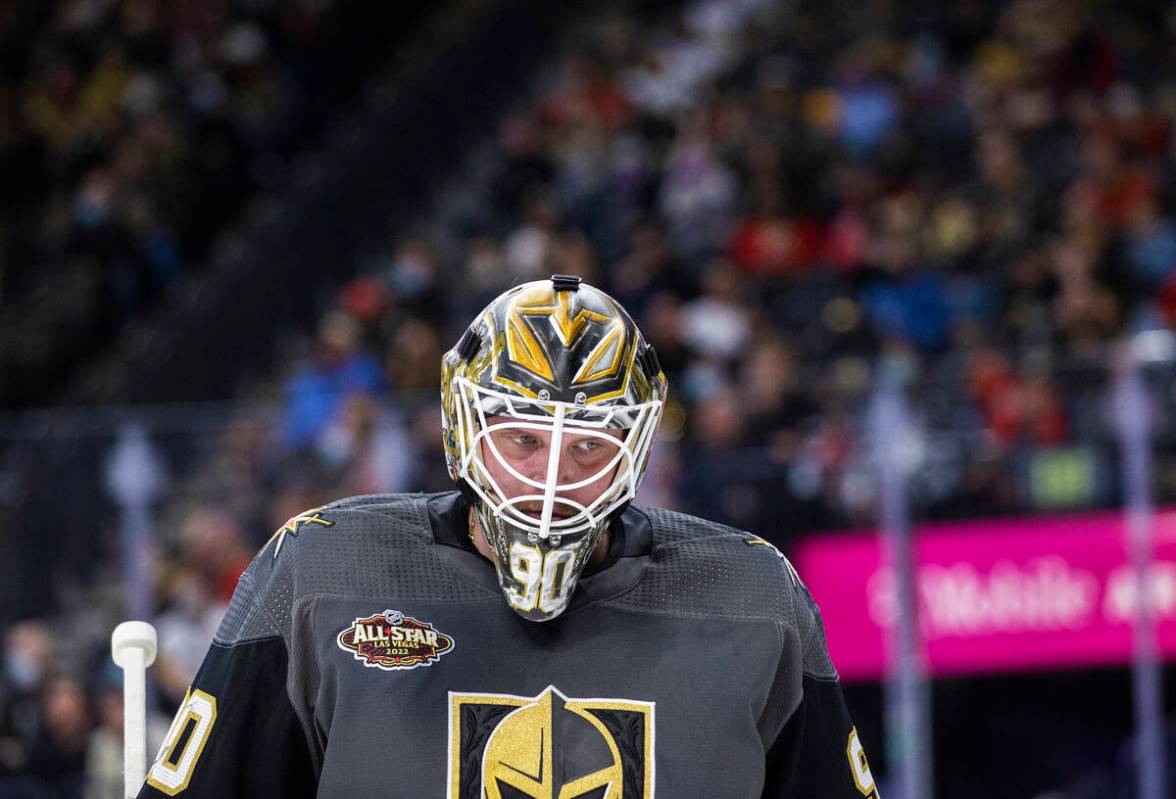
top-left (136, 492), bottom-right (878, 798)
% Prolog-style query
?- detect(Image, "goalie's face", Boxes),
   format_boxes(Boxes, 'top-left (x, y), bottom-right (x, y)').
top-left (459, 397), bottom-right (650, 622)
top-left (480, 416), bottom-right (626, 525)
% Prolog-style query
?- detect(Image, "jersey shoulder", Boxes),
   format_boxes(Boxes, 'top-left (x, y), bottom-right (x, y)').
top-left (214, 493), bottom-right (482, 646)
top-left (261, 492), bottom-right (435, 565)
top-left (609, 505), bottom-right (836, 679)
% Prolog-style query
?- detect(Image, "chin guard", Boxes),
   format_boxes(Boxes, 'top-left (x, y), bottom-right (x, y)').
top-left (476, 504), bottom-right (605, 622)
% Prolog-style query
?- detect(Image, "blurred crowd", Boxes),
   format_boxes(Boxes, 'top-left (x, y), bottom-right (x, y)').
top-left (0, 0), bottom-right (417, 409)
top-left (6, 0), bottom-right (1176, 795)
top-left (270, 0), bottom-right (1176, 538)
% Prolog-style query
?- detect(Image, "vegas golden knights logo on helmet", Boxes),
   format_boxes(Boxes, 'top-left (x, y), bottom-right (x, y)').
top-left (448, 686), bottom-right (654, 799)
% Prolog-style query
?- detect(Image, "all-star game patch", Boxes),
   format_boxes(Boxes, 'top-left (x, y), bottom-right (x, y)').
top-left (337, 610), bottom-right (455, 671)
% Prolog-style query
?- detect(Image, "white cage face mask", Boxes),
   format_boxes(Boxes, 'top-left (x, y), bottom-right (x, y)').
top-left (452, 377), bottom-right (662, 620)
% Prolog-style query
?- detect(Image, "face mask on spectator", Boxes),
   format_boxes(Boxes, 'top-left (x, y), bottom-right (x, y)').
top-left (75, 196), bottom-right (110, 227)
top-left (5, 651), bottom-right (42, 691)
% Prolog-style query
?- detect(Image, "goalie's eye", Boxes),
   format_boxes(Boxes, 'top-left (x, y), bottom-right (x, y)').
top-left (568, 434), bottom-right (623, 469)
top-left (487, 428), bottom-right (542, 457)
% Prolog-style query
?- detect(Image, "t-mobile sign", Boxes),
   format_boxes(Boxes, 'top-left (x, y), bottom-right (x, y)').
top-left (794, 509), bottom-right (1176, 681)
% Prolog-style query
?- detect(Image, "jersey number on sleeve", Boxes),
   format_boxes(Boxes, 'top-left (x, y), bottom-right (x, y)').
top-left (146, 688), bottom-right (218, 795)
top-left (847, 727), bottom-right (879, 798)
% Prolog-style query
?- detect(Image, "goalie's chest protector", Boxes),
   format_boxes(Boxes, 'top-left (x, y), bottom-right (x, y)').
top-left (276, 494), bottom-right (800, 799)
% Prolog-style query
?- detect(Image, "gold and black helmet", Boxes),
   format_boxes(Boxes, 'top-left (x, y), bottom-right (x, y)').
top-left (441, 275), bottom-right (666, 621)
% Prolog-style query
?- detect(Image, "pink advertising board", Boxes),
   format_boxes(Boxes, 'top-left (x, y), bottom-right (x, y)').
top-left (793, 509), bottom-right (1176, 681)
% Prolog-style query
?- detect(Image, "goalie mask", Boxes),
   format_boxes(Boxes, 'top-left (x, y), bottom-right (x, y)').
top-left (441, 275), bottom-right (666, 621)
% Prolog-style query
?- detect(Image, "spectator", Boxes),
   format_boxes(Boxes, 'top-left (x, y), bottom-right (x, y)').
top-left (678, 260), bottom-right (750, 361)
top-left (153, 567), bottom-right (227, 708)
top-left (281, 311), bottom-right (387, 451)
top-left (738, 334), bottom-right (816, 451)
top-left (657, 132), bottom-right (738, 263)
top-left (0, 621), bottom-right (54, 778)
top-left (177, 509), bottom-right (251, 606)
top-left (677, 385), bottom-right (752, 527)
top-left (1123, 195), bottom-right (1176, 292)
top-left (23, 675), bottom-right (90, 798)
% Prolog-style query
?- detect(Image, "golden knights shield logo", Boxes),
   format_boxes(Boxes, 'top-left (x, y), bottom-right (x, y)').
top-left (448, 686), bottom-right (654, 799)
